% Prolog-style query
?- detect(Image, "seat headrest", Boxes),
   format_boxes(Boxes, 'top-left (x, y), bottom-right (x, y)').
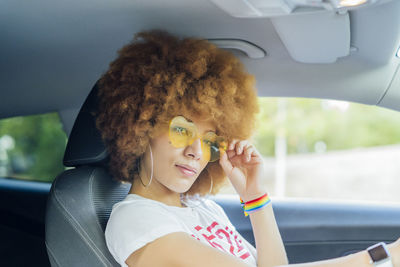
top-left (63, 81), bottom-right (108, 167)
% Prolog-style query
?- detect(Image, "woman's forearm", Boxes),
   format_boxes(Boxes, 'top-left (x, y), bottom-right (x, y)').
top-left (249, 202), bottom-right (400, 267)
top-left (276, 241), bottom-right (399, 267)
top-left (249, 204), bottom-right (288, 267)
top-left (277, 249), bottom-right (371, 267)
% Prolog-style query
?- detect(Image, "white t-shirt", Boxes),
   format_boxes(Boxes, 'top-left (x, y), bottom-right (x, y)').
top-left (105, 193), bottom-right (258, 267)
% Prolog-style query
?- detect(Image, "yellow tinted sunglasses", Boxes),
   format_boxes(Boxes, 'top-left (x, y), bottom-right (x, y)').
top-left (168, 116), bottom-right (227, 162)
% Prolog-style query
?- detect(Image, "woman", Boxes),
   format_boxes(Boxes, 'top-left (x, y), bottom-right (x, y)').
top-left (96, 30), bottom-right (400, 267)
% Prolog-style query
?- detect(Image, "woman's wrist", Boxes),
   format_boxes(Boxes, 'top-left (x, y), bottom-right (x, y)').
top-left (387, 239), bottom-right (400, 266)
top-left (240, 191), bottom-right (268, 203)
top-left (240, 192), bottom-right (270, 217)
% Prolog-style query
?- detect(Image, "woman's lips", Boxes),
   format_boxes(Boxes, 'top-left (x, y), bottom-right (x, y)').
top-left (175, 165), bottom-right (196, 177)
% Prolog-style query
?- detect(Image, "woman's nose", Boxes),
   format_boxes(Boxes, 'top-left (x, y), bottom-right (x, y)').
top-left (185, 138), bottom-right (203, 160)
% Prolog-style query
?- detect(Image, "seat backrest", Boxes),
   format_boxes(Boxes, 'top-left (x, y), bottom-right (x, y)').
top-left (45, 82), bottom-right (127, 266)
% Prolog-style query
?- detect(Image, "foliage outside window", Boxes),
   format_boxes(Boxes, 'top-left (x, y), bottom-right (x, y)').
top-left (254, 98), bottom-right (400, 156)
top-left (0, 112), bottom-right (67, 183)
top-left (2, 100), bottom-right (400, 203)
top-left (220, 97), bottom-right (400, 203)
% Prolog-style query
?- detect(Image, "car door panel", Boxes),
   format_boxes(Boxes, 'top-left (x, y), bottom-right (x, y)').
top-left (0, 178), bottom-right (51, 267)
top-left (213, 195), bottom-right (400, 264)
top-left (1, 179), bottom-right (399, 266)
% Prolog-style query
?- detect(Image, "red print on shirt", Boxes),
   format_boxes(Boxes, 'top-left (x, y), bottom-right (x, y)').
top-left (192, 221), bottom-right (250, 260)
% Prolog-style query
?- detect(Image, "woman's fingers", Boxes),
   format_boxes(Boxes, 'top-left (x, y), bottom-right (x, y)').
top-left (226, 139), bottom-right (260, 163)
top-left (228, 139), bottom-right (249, 154)
top-left (236, 140), bottom-right (248, 155)
top-left (228, 139), bottom-right (239, 150)
top-left (244, 145), bottom-right (255, 162)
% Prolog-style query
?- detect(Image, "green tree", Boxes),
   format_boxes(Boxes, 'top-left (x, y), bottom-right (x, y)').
top-left (0, 113), bottom-right (67, 182)
top-left (254, 97), bottom-right (400, 156)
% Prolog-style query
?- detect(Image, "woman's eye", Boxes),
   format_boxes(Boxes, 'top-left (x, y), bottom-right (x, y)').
top-left (173, 126), bottom-right (188, 135)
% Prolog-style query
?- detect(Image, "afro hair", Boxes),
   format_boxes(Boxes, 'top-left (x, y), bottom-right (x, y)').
top-left (95, 30), bottom-right (259, 196)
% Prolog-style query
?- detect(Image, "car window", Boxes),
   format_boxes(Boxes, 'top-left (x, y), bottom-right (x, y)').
top-left (0, 112), bottom-right (67, 183)
top-left (218, 97), bottom-right (400, 204)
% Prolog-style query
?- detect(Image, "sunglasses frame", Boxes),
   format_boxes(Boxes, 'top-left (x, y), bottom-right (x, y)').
top-left (168, 116), bottom-right (227, 162)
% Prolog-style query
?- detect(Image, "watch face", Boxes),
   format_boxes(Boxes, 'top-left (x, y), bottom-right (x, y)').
top-left (368, 244), bottom-right (389, 262)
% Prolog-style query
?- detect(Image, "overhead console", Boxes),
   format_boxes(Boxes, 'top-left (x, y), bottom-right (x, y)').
top-left (209, 0), bottom-right (393, 18)
top-left (269, 11), bottom-right (349, 63)
top-left (210, 0), bottom-right (393, 63)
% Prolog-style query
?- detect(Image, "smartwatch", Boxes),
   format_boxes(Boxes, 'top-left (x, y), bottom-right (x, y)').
top-left (366, 242), bottom-right (393, 267)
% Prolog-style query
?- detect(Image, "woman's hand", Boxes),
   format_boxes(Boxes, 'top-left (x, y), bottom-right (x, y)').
top-left (218, 139), bottom-right (267, 202)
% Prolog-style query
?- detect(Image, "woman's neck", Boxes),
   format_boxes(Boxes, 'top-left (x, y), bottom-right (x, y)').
top-left (129, 178), bottom-right (184, 208)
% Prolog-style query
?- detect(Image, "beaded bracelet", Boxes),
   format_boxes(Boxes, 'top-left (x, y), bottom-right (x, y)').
top-left (240, 193), bottom-right (271, 217)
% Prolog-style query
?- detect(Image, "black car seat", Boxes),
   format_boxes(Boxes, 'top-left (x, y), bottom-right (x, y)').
top-left (45, 81), bottom-right (127, 267)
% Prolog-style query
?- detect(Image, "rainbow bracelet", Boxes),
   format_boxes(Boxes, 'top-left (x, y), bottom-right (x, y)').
top-left (240, 193), bottom-right (271, 217)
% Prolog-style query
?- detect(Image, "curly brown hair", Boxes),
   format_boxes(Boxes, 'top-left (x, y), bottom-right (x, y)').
top-left (95, 30), bottom-right (259, 197)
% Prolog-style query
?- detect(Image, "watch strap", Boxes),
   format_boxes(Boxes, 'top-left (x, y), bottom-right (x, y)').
top-left (367, 242), bottom-right (393, 267)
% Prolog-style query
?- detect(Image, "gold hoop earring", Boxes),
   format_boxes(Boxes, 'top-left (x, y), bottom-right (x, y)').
top-left (139, 144), bottom-right (153, 187)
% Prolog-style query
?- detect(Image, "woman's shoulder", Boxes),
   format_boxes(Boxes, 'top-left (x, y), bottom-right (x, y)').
top-left (104, 194), bottom-right (188, 265)
top-left (109, 194), bottom-right (179, 221)
top-left (115, 193), bottom-right (160, 205)
top-left (112, 193), bottom-right (158, 209)
top-left (106, 194), bottom-right (182, 234)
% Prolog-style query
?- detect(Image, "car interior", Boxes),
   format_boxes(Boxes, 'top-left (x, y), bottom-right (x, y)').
top-left (1, 0), bottom-right (400, 266)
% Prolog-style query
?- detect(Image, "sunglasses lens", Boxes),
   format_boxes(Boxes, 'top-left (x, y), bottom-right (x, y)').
top-left (203, 133), bottom-right (227, 162)
top-left (209, 145), bottom-right (220, 162)
top-left (169, 116), bottom-right (195, 148)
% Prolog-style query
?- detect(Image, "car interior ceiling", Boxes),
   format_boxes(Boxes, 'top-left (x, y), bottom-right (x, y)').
top-left (1, 1), bottom-right (400, 121)
top-left (1, 0), bottom-right (400, 266)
